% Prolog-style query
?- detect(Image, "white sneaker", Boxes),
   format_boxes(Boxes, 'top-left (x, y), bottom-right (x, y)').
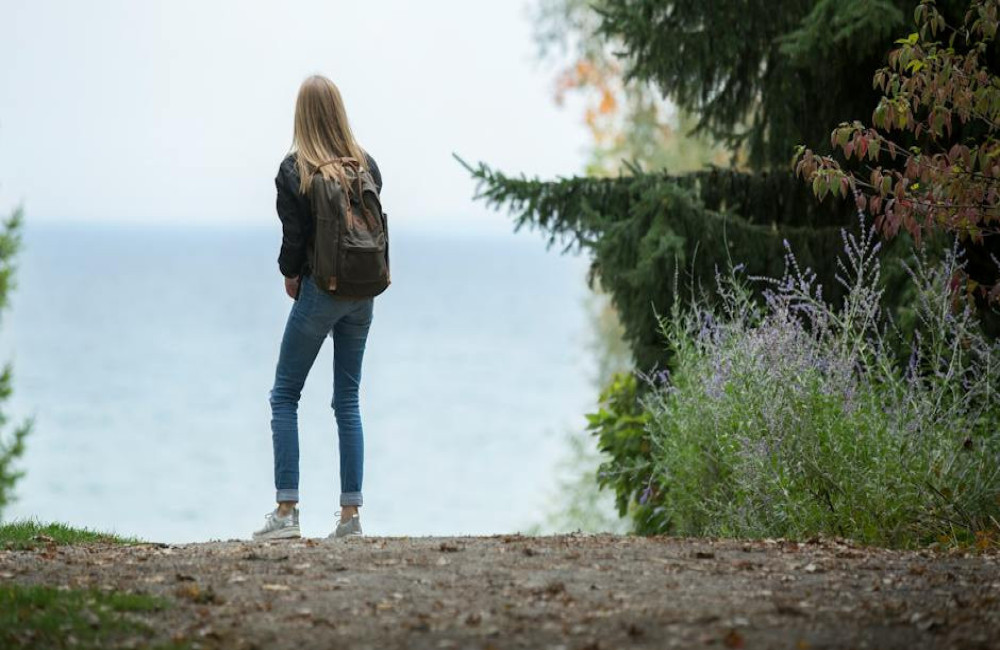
top-left (252, 507), bottom-right (301, 540)
top-left (327, 510), bottom-right (362, 539)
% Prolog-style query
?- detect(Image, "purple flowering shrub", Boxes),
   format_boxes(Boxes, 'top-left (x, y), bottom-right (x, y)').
top-left (638, 220), bottom-right (999, 547)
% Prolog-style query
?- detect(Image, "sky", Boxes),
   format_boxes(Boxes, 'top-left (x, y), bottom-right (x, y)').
top-left (0, 0), bottom-right (591, 233)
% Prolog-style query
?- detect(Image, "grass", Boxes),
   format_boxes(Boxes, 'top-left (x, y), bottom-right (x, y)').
top-left (1, 520), bottom-right (183, 648)
top-left (0, 584), bottom-right (185, 650)
top-left (0, 519), bottom-right (145, 550)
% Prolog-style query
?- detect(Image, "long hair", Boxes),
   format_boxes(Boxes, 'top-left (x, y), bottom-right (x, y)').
top-left (289, 75), bottom-right (367, 195)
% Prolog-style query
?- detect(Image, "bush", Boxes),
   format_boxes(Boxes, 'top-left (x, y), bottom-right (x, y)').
top-left (599, 218), bottom-right (1000, 547)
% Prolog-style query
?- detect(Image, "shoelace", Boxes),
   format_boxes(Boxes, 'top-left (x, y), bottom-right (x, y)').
top-left (266, 510), bottom-right (294, 524)
top-left (334, 511), bottom-right (358, 527)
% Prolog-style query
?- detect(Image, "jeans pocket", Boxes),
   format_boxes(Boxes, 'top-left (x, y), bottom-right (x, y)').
top-left (294, 275), bottom-right (317, 312)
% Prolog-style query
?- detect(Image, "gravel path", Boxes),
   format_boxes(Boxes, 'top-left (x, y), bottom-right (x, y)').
top-left (3, 533), bottom-right (999, 649)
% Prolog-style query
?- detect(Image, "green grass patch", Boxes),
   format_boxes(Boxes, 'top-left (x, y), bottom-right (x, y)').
top-left (0, 583), bottom-right (185, 649)
top-left (0, 519), bottom-right (145, 550)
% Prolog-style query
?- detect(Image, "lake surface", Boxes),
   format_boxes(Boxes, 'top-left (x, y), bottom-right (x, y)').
top-left (0, 223), bottom-right (597, 542)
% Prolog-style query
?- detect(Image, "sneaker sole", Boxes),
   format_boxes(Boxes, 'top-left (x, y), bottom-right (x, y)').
top-left (253, 526), bottom-right (301, 541)
top-left (327, 532), bottom-right (363, 540)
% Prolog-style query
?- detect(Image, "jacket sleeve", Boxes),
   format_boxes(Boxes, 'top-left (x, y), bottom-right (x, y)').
top-left (275, 159), bottom-right (308, 278)
top-left (365, 153), bottom-right (383, 194)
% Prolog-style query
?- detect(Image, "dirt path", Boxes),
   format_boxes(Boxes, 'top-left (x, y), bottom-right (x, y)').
top-left (3, 533), bottom-right (999, 649)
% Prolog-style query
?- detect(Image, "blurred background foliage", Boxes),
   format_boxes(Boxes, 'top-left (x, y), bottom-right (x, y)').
top-left (0, 207), bottom-right (30, 519)
top-left (531, 0), bottom-right (735, 176)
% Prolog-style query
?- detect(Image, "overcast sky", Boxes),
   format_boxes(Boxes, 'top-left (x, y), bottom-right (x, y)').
top-left (0, 0), bottom-right (590, 233)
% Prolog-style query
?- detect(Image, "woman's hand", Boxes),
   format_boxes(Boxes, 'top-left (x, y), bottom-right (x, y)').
top-left (284, 275), bottom-right (300, 299)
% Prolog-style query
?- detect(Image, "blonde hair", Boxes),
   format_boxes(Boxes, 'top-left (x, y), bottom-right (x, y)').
top-left (289, 75), bottom-right (367, 195)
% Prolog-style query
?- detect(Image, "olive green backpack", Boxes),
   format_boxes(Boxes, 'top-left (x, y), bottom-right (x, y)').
top-left (307, 157), bottom-right (390, 298)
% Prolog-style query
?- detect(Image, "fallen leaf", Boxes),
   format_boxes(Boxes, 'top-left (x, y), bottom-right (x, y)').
top-left (723, 629), bottom-right (745, 649)
top-left (174, 584), bottom-right (222, 605)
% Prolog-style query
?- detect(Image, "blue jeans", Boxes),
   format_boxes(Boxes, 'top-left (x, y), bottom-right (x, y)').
top-left (270, 274), bottom-right (374, 507)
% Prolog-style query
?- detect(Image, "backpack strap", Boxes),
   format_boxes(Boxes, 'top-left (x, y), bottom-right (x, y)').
top-left (314, 159), bottom-right (341, 173)
top-left (315, 157), bottom-right (365, 174)
top-left (338, 158), bottom-right (376, 229)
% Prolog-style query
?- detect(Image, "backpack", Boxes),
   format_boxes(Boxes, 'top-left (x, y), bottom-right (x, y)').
top-left (306, 157), bottom-right (390, 298)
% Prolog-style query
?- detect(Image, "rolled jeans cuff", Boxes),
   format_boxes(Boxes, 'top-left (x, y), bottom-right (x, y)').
top-left (341, 492), bottom-right (362, 507)
top-left (276, 489), bottom-right (299, 503)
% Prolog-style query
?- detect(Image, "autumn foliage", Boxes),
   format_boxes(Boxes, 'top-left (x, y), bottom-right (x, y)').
top-left (795, 0), bottom-right (1000, 301)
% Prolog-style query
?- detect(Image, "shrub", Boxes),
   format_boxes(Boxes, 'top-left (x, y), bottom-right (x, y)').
top-left (601, 218), bottom-right (1000, 547)
top-left (796, 0), bottom-right (1000, 307)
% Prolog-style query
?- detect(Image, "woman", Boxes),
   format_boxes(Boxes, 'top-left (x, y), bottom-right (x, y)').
top-left (253, 75), bottom-right (383, 541)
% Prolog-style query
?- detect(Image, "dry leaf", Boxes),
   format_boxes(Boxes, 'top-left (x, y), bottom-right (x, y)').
top-left (723, 629), bottom-right (745, 649)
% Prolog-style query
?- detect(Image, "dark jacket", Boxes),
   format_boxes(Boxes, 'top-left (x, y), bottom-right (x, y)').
top-left (275, 152), bottom-right (383, 278)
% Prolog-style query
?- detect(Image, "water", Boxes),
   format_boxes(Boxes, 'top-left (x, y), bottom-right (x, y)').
top-left (0, 223), bottom-right (595, 542)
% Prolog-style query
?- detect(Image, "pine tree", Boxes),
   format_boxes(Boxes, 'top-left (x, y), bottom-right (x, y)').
top-left (596, 0), bottom-right (921, 168)
top-left (466, 0), bottom-right (994, 370)
top-left (461, 159), bottom-right (915, 370)
top-left (0, 207), bottom-right (30, 519)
